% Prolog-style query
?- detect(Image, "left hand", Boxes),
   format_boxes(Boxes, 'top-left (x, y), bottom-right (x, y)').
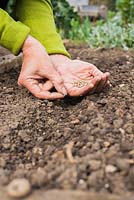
top-left (18, 36), bottom-right (67, 100)
top-left (50, 55), bottom-right (110, 96)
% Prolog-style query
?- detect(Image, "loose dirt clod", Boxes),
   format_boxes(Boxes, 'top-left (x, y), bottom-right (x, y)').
top-left (7, 178), bottom-right (31, 198)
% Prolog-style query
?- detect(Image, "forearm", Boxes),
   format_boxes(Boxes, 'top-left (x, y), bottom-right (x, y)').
top-left (14, 0), bottom-right (70, 57)
top-left (0, 8), bottom-right (30, 55)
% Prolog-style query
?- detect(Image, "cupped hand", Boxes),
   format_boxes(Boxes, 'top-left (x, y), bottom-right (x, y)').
top-left (50, 55), bottom-right (110, 96)
top-left (18, 36), bottom-right (67, 100)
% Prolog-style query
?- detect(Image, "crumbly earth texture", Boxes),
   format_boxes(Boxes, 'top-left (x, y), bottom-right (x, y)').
top-left (0, 44), bottom-right (134, 198)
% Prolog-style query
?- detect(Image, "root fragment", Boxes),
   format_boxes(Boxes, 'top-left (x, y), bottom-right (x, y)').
top-left (65, 141), bottom-right (75, 163)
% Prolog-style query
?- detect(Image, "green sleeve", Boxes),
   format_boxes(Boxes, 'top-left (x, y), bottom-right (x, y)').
top-left (0, 8), bottom-right (30, 55)
top-left (15, 0), bottom-right (70, 57)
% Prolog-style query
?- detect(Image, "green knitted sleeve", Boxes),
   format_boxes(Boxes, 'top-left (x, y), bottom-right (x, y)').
top-left (0, 8), bottom-right (30, 55)
top-left (15, 0), bottom-right (70, 57)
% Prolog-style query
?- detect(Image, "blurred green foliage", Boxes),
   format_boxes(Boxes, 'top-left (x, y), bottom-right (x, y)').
top-left (116, 0), bottom-right (134, 23)
top-left (52, 0), bottom-right (78, 38)
top-left (6, 0), bottom-right (16, 15)
top-left (69, 14), bottom-right (134, 50)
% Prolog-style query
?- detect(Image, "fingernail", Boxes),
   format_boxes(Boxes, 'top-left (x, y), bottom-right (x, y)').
top-left (62, 87), bottom-right (67, 96)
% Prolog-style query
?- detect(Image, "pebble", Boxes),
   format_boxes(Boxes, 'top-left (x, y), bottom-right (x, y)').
top-left (105, 165), bottom-right (117, 173)
top-left (0, 157), bottom-right (6, 167)
top-left (113, 119), bottom-right (123, 129)
top-left (18, 130), bottom-right (31, 142)
top-left (92, 142), bottom-right (101, 151)
top-left (48, 119), bottom-right (55, 125)
top-left (70, 119), bottom-right (80, 125)
top-left (32, 146), bottom-right (43, 157)
top-left (88, 160), bottom-right (101, 171)
top-left (31, 168), bottom-right (47, 187)
top-left (103, 141), bottom-right (111, 148)
top-left (7, 178), bottom-right (31, 198)
top-left (116, 158), bottom-right (130, 171)
top-left (124, 123), bottom-right (133, 134)
top-left (87, 170), bottom-right (104, 187)
top-left (0, 169), bottom-right (9, 185)
top-left (128, 166), bottom-right (134, 185)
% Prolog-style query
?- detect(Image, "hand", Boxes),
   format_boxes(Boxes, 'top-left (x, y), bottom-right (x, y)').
top-left (50, 54), bottom-right (110, 96)
top-left (18, 36), bottom-right (67, 100)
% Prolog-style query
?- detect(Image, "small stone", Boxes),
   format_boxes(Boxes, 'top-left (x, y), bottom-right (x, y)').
top-left (87, 170), bottom-right (104, 187)
top-left (88, 160), bottom-right (101, 171)
top-left (0, 157), bottom-right (6, 167)
top-left (2, 137), bottom-right (10, 149)
top-left (103, 141), bottom-right (111, 148)
top-left (0, 169), bottom-right (9, 185)
top-left (87, 136), bottom-right (94, 142)
top-left (18, 130), bottom-right (31, 142)
top-left (105, 165), bottom-right (117, 173)
top-left (92, 142), bottom-right (101, 151)
top-left (32, 146), bottom-right (43, 157)
top-left (48, 119), bottom-right (55, 125)
top-left (31, 168), bottom-right (47, 187)
top-left (78, 179), bottom-right (87, 190)
top-left (37, 137), bottom-right (44, 143)
top-left (128, 166), bottom-right (134, 186)
top-left (47, 109), bottom-right (53, 114)
top-left (7, 178), bottom-right (31, 198)
top-left (113, 119), bottom-right (123, 129)
top-left (70, 119), bottom-right (80, 125)
top-left (129, 150), bottom-right (134, 156)
top-left (52, 150), bottom-right (65, 159)
top-left (124, 123), bottom-right (133, 134)
top-left (121, 141), bottom-right (134, 152)
top-left (116, 158), bottom-right (130, 171)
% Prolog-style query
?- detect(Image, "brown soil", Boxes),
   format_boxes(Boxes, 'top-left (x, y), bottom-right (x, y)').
top-left (0, 45), bottom-right (134, 197)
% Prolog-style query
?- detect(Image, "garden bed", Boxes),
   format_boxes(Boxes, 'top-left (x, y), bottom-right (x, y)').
top-left (0, 45), bottom-right (134, 199)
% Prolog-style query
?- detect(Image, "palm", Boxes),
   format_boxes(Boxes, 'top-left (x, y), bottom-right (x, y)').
top-left (57, 60), bottom-right (109, 96)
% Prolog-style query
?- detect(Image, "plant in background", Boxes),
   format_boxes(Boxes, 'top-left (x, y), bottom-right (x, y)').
top-left (6, 0), bottom-right (16, 16)
top-left (52, 0), bottom-right (79, 38)
top-left (116, 0), bottom-right (134, 24)
top-left (69, 14), bottom-right (134, 49)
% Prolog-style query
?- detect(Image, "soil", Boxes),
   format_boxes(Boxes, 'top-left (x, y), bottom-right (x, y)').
top-left (0, 45), bottom-right (134, 198)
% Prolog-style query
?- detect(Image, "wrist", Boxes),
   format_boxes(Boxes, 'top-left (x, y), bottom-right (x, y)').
top-left (50, 54), bottom-right (71, 69)
top-left (22, 35), bottom-right (44, 52)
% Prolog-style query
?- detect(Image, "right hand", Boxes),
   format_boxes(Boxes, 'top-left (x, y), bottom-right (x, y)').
top-left (50, 54), bottom-right (110, 97)
top-left (18, 36), bottom-right (67, 100)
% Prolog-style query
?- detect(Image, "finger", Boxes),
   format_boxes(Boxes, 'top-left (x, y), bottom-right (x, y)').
top-left (86, 75), bottom-right (102, 94)
top-left (103, 72), bottom-right (110, 87)
top-left (39, 80), bottom-right (53, 91)
top-left (89, 75), bottom-right (102, 88)
top-left (19, 78), bottom-right (64, 100)
top-left (105, 72), bottom-right (110, 78)
top-left (52, 77), bottom-right (67, 96)
top-left (95, 73), bottom-right (107, 92)
top-left (44, 70), bottom-right (67, 96)
top-left (36, 91), bottom-right (65, 100)
top-left (94, 71), bottom-right (110, 92)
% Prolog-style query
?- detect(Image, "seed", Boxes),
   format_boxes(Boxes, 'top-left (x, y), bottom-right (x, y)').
top-left (73, 80), bottom-right (88, 88)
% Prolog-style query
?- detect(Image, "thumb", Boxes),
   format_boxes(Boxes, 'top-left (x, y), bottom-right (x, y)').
top-left (43, 68), bottom-right (67, 96)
